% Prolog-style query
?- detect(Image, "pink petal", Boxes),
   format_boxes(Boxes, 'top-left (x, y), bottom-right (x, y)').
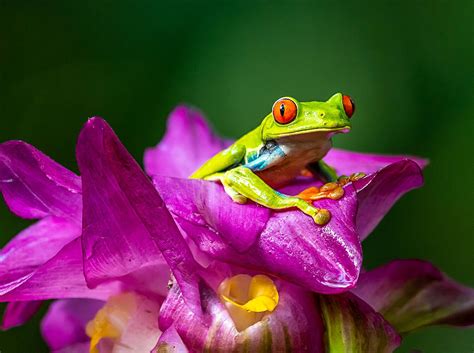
top-left (0, 217), bottom-right (80, 293)
top-left (0, 238), bottom-right (121, 301)
top-left (1, 301), bottom-right (42, 330)
top-left (0, 140), bottom-right (81, 222)
top-left (41, 299), bottom-right (104, 350)
top-left (52, 342), bottom-right (90, 353)
top-left (144, 106), bottom-right (231, 179)
top-left (325, 148), bottom-right (428, 176)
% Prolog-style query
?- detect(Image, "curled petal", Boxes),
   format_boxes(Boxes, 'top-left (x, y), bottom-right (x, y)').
top-left (41, 299), bottom-right (104, 350)
top-left (156, 177), bottom-right (361, 293)
top-left (325, 148), bottom-right (428, 176)
top-left (144, 106), bottom-right (231, 178)
top-left (1, 301), bottom-right (42, 330)
top-left (352, 259), bottom-right (474, 333)
top-left (353, 159), bottom-right (424, 240)
top-left (279, 159), bottom-right (424, 241)
top-left (77, 118), bottom-right (201, 313)
top-left (319, 293), bottom-right (401, 353)
top-left (0, 140), bottom-right (81, 221)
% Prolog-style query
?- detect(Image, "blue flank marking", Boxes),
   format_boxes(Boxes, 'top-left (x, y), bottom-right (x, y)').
top-left (243, 144), bottom-right (286, 172)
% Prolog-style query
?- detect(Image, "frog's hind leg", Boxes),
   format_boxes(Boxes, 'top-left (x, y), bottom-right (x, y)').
top-left (205, 172), bottom-right (248, 204)
top-left (222, 166), bottom-right (331, 225)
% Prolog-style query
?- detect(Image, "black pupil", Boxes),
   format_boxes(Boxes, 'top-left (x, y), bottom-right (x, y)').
top-left (279, 103), bottom-right (285, 117)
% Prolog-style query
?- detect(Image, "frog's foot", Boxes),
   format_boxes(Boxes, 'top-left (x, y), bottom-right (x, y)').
top-left (297, 183), bottom-right (344, 202)
top-left (296, 200), bottom-right (331, 225)
top-left (296, 172), bottom-right (366, 202)
top-left (337, 172), bottom-right (366, 186)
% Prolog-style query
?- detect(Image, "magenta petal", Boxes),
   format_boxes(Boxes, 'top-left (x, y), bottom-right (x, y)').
top-left (154, 326), bottom-right (189, 353)
top-left (325, 148), bottom-right (428, 176)
top-left (353, 159), bottom-right (424, 240)
top-left (41, 299), bottom-right (103, 350)
top-left (1, 301), bottom-right (42, 330)
top-left (52, 342), bottom-right (90, 353)
top-left (77, 118), bottom-right (201, 313)
top-left (0, 217), bottom-right (81, 290)
top-left (352, 260), bottom-right (474, 333)
top-left (159, 177), bottom-right (361, 293)
top-left (153, 177), bottom-right (271, 253)
top-left (1, 238), bottom-right (120, 301)
top-left (144, 106), bottom-right (231, 179)
top-left (0, 141), bottom-right (81, 221)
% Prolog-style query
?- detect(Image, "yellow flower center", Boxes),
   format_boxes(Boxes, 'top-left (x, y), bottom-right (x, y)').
top-left (86, 293), bottom-right (136, 353)
top-left (217, 274), bottom-right (279, 331)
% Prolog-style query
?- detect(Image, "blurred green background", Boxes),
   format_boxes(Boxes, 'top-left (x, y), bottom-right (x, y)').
top-left (1, 1), bottom-right (473, 352)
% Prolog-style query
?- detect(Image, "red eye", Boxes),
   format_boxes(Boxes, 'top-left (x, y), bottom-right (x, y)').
top-left (342, 95), bottom-right (355, 118)
top-left (272, 98), bottom-right (297, 124)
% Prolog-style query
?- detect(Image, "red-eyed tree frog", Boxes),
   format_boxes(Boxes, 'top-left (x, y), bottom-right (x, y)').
top-left (190, 93), bottom-right (364, 225)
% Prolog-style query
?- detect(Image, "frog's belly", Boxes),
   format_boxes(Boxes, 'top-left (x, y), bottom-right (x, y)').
top-left (255, 138), bottom-right (332, 188)
top-left (255, 163), bottom-right (304, 188)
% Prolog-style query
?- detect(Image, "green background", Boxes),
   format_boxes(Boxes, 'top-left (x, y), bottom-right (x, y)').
top-left (1, 1), bottom-right (473, 352)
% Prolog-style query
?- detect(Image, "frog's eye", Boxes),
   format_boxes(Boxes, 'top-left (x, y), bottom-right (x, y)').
top-left (272, 98), bottom-right (297, 124)
top-left (342, 95), bottom-right (355, 118)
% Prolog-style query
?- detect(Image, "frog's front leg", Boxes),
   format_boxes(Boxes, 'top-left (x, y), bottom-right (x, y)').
top-left (298, 160), bottom-right (365, 202)
top-left (222, 166), bottom-right (331, 225)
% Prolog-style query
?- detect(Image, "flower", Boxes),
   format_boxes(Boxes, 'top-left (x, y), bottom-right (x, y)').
top-left (146, 106), bottom-right (427, 293)
top-left (0, 106), bottom-right (472, 353)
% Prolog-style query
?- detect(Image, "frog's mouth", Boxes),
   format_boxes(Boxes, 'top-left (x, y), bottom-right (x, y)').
top-left (267, 126), bottom-right (351, 139)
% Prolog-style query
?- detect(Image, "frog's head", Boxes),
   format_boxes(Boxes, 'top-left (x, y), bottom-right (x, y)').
top-left (261, 93), bottom-right (355, 141)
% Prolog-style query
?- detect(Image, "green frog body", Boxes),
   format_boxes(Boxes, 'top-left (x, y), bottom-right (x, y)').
top-left (191, 93), bottom-right (362, 225)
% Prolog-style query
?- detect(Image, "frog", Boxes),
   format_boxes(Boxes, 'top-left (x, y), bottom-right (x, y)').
top-left (190, 93), bottom-right (364, 225)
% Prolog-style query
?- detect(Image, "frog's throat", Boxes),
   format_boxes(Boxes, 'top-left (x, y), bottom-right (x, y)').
top-left (264, 126), bottom-right (350, 140)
